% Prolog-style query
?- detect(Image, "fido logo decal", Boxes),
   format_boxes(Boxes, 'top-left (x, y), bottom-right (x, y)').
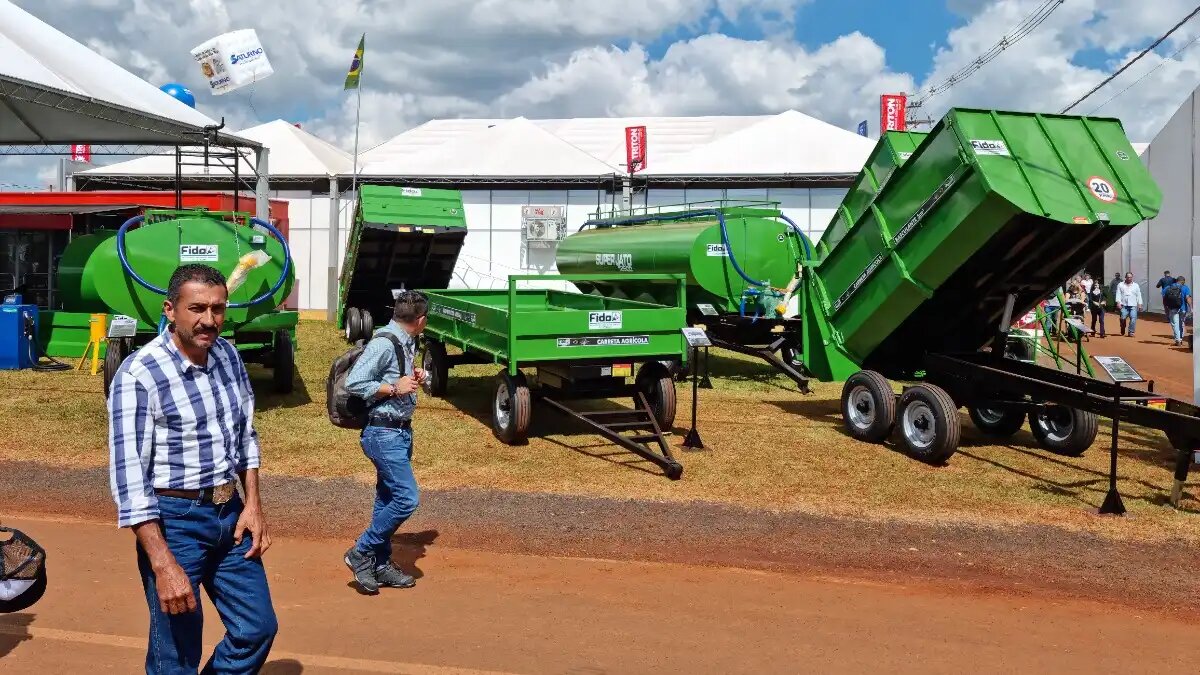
top-left (1087, 176), bottom-right (1117, 203)
top-left (588, 311), bottom-right (622, 330)
top-left (970, 139), bottom-right (1010, 156)
top-left (179, 244), bottom-right (219, 262)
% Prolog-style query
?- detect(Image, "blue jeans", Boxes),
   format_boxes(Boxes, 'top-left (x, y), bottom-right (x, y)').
top-left (355, 426), bottom-right (419, 564)
top-left (1168, 309), bottom-right (1185, 342)
top-left (137, 494), bottom-right (277, 675)
top-left (1120, 305), bottom-right (1138, 334)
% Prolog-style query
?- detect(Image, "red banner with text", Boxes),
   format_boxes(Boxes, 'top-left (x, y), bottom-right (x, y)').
top-left (625, 126), bottom-right (647, 173)
top-left (879, 94), bottom-right (907, 133)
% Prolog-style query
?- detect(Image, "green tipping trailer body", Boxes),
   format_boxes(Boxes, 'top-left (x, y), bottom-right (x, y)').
top-left (46, 209), bottom-right (299, 394)
top-left (556, 108), bottom-right (1161, 386)
top-left (816, 108), bottom-right (1159, 380)
top-left (339, 185), bottom-right (468, 340)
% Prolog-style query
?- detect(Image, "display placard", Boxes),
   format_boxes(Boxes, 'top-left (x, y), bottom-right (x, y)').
top-left (1093, 355), bottom-right (1145, 383)
top-left (682, 327), bottom-right (712, 347)
top-left (696, 304), bottom-right (718, 316)
top-left (107, 315), bottom-right (138, 339)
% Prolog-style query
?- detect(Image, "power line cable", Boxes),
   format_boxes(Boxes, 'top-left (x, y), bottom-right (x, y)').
top-left (1061, 3), bottom-right (1200, 113)
top-left (1086, 32), bottom-right (1200, 114)
top-left (911, 0), bottom-right (1065, 109)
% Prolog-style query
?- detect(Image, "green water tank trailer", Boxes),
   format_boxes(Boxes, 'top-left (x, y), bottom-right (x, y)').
top-left (51, 209), bottom-right (299, 395)
top-left (555, 205), bottom-right (806, 315)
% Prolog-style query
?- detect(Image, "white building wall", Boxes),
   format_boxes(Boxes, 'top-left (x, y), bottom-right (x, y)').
top-left (1104, 87), bottom-right (1198, 314)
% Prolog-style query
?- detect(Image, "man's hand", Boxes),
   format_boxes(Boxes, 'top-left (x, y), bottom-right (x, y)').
top-left (234, 503), bottom-right (271, 559)
top-left (393, 375), bottom-right (419, 395)
top-left (153, 560), bottom-right (197, 615)
top-left (414, 368), bottom-right (427, 385)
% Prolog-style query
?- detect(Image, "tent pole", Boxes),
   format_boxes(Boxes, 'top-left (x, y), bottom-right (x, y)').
top-left (255, 147), bottom-right (269, 221)
top-left (327, 176), bottom-right (340, 321)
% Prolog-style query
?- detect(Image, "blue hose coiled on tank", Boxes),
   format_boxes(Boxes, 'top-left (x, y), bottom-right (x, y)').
top-left (116, 215), bottom-right (292, 309)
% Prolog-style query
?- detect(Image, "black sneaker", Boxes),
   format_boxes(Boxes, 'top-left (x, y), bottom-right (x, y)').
top-left (344, 547), bottom-right (379, 594)
top-left (374, 561), bottom-right (416, 589)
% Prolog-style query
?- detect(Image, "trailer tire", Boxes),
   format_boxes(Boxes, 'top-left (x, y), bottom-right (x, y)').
top-left (102, 337), bottom-right (132, 399)
top-left (345, 307), bottom-right (362, 342)
top-left (841, 370), bottom-right (896, 443)
top-left (636, 363), bottom-right (677, 430)
top-left (897, 384), bottom-right (960, 464)
top-left (360, 309), bottom-right (374, 338)
top-left (1029, 406), bottom-right (1097, 457)
top-left (492, 371), bottom-right (532, 445)
top-left (968, 405), bottom-right (1025, 438)
top-left (422, 340), bottom-right (449, 397)
top-left (272, 330), bottom-right (295, 394)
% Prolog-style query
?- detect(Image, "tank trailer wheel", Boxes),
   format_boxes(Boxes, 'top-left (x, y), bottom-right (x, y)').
top-left (968, 405), bottom-right (1025, 439)
top-left (360, 309), bottom-right (374, 339)
top-left (492, 370), bottom-right (532, 445)
top-left (897, 384), bottom-right (961, 464)
top-left (272, 330), bottom-right (295, 395)
top-left (345, 307), bottom-right (362, 342)
top-left (422, 340), bottom-right (449, 397)
top-left (1029, 406), bottom-right (1098, 457)
top-left (841, 370), bottom-right (896, 443)
top-left (636, 363), bottom-right (677, 430)
top-left (102, 337), bottom-right (132, 399)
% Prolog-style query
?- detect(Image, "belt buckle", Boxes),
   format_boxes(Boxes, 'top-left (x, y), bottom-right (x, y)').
top-left (212, 481), bottom-right (235, 505)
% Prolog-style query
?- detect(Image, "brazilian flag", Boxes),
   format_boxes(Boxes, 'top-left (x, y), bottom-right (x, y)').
top-left (344, 34), bottom-right (365, 90)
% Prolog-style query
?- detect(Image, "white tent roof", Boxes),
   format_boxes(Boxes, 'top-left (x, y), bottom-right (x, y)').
top-left (643, 110), bottom-right (875, 176)
top-left (1132, 142), bottom-right (1149, 157)
top-left (360, 111), bottom-right (863, 180)
top-left (0, 0), bottom-right (252, 148)
top-left (360, 114), bottom-right (769, 173)
top-left (361, 117), bottom-right (619, 177)
top-left (80, 120), bottom-right (351, 178)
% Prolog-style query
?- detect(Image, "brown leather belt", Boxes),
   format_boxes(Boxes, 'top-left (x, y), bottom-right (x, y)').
top-left (155, 482), bottom-right (237, 505)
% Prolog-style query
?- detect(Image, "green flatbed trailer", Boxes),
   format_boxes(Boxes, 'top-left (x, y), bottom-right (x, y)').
top-left (339, 185), bottom-right (468, 341)
top-left (419, 274), bottom-right (690, 479)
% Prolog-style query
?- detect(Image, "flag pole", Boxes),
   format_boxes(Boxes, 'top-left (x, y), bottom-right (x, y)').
top-left (350, 40), bottom-right (363, 196)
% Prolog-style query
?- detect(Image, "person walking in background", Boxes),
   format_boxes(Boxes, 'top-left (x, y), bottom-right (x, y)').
top-left (1157, 270), bottom-right (1175, 302)
top-left (108, 265), bottom-right (277, 673)
top-left (1081, 272), bottom-right (1094, 295)
top-left (1065, 276), bottom-right (1086, 318)
top-left (343, 290), bottom-right (429, 594)
top-left (1165, 275), bottom-right (1191, 346)
top-left (1109, 272), bottom-right (1122, 303)
top-left (1087, 279), bottom-right (1107, 338)
top-left (1116, 272), bottom-right (1143, 337)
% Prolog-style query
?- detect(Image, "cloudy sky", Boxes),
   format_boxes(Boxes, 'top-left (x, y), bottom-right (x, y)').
top-left (4, 0), bottom-right (1200, 187)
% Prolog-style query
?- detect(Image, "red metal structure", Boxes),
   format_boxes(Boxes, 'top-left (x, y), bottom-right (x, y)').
top-left (0, 191), bottom-right (293, 310)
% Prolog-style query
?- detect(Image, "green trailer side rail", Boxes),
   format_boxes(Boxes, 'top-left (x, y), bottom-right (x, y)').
top-left (422, 274), bottom-right (689, 376)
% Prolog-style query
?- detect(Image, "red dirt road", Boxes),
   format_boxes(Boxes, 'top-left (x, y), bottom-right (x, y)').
top-left (1, 515), bottom-right (1195, 674)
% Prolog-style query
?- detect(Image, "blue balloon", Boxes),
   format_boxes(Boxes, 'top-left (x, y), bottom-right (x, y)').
top-left (159, 83), bottom-right (196, 108)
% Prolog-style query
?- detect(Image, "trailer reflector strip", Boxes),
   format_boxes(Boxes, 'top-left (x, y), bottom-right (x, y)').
top-left (612, 363), bottom-right (632, 377)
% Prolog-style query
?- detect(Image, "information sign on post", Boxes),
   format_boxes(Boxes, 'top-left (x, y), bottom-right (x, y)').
top-left (1092, 355), bottom-right (1145, 383)
top-left (682, 327), bottom-right (712, 347)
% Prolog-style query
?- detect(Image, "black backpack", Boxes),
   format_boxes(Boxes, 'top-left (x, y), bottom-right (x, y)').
top-left (1165, 284), bottom-right (1184, 310)
top-left (327, 333), bottom-right (406, 429)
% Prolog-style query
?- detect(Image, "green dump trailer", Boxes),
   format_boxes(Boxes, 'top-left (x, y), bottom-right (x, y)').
top-left (47, 208), bottom-right (298, 396)
top-left (559, 108), bottom-right (1200, 499)
top-left (419, 274), bottom-right (690, 479)
top-left (339, 185), bottom-right (468, 341)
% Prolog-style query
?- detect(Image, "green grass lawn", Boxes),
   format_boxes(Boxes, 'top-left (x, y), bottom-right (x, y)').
top-left (2, 319), bottom-right (1198, 543)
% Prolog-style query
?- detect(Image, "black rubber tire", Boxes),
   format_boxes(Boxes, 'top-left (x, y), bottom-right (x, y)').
top-left (102, 337), bottom-right (130, 400)
top-left (840, 370), bottom-right (896, 443)
top-left (360, 309), bottom-right (375, 339)
top-left (272, 330), bottom-right (295, 394)
top-left (636, 363), bottom-right (677, 430)
top-left (344, 307), bottom-right (362, 342)
top-left (422, 340), bottom-right (449, 397)
top-left (968, 405), bottom-right (1025, 439)
top-left (492, 371), bottom-right (532, 445)
top-left (896, 384), bottom-right (961, 464)
top-left (1028, 406), bottom-right (1098, 457)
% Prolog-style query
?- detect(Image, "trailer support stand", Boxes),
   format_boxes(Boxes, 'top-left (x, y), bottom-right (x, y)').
top-left (541, 394), bottom-right (684, 480)
top-left (683, 346), bottom-right (705, 450)
top-left (699, 346), bottom-right (713, 390)
top-left (1099, 390), bottom-right (1127, 516)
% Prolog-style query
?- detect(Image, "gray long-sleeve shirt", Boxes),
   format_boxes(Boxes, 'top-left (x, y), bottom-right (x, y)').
top-left (345, 321), bottom-right (418, 423)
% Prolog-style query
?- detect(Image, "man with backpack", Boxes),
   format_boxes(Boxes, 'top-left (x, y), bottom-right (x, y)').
top-left (1164, 276), bottom-right (1191, 346)
top-left (340, 290), bottom-right (428, 594)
